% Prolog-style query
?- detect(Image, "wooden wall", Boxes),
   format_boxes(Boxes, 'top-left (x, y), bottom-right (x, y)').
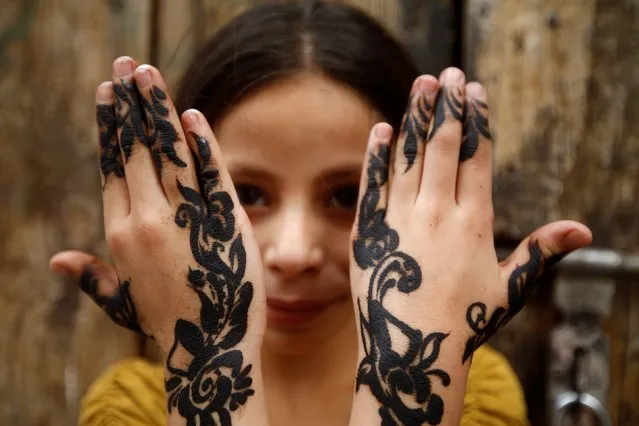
top-left (0, 0), bottom-right (636, 424)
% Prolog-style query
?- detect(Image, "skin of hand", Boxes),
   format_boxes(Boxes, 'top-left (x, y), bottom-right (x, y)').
top-left (348, 69), bottom-right (592, 425)
top-left (72, 56), bottom-right (269, 426)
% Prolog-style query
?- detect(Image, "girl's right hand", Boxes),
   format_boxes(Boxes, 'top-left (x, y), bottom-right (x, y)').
top-left (50, 57), bottom-right (268, 426)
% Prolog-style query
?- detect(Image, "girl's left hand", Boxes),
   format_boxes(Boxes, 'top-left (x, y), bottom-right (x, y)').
top-left (348, 68), bottom-right (592, 426)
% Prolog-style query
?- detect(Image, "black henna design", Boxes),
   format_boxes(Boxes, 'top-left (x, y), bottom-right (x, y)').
top-left (399, 92), bottom-right (433, 172)
top-left (79, 268), bottom-right (141, 332)
top-left (96, 104), bottom-right (124, 181)
top-left (141, 85), bottom-right (187, 171)
top-left (113, 79), bottom-right (147, 160)
top-left (164, 132), bottom-right (254, 424)
top-left (353, 144), bottom-right (450, 425)
top-left (460, 98), bottom-right (491, 162)
top-left (462, 241), bottom-right (559, 363)
top-left (428, 86), bottom-right (463, 142)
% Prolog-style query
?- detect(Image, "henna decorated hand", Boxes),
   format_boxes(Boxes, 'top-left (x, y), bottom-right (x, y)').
top-left (348, 68), bottom-right (592, 425)
top-left (51, 57), bottom-right (267, 425)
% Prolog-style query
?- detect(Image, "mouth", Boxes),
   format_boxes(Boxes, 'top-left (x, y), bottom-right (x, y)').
top-left (266, 298), bottom-right (333, 329)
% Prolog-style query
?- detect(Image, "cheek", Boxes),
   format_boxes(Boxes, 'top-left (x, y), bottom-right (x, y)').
top-left (324, 225), bottom-right (352, 273)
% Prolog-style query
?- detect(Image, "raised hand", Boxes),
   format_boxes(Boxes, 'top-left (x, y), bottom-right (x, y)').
top-left (348, 69), bottom-right (592, 425)
top-left (53, 57), bottom-right (268, 426)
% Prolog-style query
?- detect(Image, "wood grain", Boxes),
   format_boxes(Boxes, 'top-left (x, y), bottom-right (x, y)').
top-left (0, 0), bottom-right (149, 424)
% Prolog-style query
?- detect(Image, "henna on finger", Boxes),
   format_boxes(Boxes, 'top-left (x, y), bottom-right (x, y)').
top-left (96, 103), bottom-right (124, 182)
top-left (427, 86), bottom-right (463, 141)
top-left (399, 92), bottom-right (433, 172)
top-left (140, 85), bottom-right (187, 172)
top-left (460, 97), bottom-right (491, 162)
top-left (113, 79), bottom-right (147, 160)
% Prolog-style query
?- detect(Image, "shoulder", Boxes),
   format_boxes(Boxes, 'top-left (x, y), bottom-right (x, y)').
top-left (462, 346), bottom-right (529, 426)
top-left (80, 358), bottom-right (166, 426)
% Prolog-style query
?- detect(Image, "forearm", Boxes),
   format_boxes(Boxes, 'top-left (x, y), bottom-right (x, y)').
top-left (348, 306), bottom-right (471, 426)
top-left (163, 331), bottom-right (269, 426)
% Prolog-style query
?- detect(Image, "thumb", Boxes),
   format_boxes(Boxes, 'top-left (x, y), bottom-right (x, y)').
top-left (49, 250), bottom-right (141, 333)
top-left (50, 250), bottom-right (117, 284)
top-left (499, 220), bottom-right (593, 313)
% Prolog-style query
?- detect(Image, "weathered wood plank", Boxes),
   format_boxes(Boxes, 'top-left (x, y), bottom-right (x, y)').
top-left (466, 1), bottom-right (639, 425)
top-left (0, 0), bottom-right (150, 424)
top-left (620, 281), bottom-right (639, 425)
top-left (466, 0), bottom-right (639, 250)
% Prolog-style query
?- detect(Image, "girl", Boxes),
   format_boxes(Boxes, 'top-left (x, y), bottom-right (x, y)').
top-left (50, 1), bottom-right (592, 425)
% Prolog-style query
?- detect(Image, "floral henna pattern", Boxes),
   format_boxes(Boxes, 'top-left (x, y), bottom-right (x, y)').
top-left (164, 133), bottom-right (254, 424)
top-left (353, 145), bottom-right (450, 425)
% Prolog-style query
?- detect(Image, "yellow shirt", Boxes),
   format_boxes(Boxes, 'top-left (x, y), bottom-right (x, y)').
top-left (80, 346), bottom-right (528, 425)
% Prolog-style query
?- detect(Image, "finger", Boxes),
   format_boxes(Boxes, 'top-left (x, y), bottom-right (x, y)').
top-left (352, 123), bottom-right (395, 269)
top-left (419, 67), bottom-right (466, 205)
top-left (456, 82), bottom-right (493, 208)
top-left (96, 81), bottom-right (130, 224)
top-left (389, 75), bottom-right (439, 211)
top-left (134, 65), bottom-right (198, 208)
top-left (180, 109), bottom-right (245, 227)
top-left (50, 250), bottom-right (142, 333)
top-left (112, 56), bottom-right (165, 208)
top-left (499, 221), bottom-right (593, 314)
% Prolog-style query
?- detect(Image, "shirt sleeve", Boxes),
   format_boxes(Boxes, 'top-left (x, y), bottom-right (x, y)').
top-left (79, 358), bottom-right (167, 426)
top-left (461, 346), bottom-right (530, 426)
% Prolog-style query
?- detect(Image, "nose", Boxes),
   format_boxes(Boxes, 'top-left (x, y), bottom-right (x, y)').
top-left (262, 204), bottom-right (324, 279)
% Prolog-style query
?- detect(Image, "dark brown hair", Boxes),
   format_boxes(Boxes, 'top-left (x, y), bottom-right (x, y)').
top-left (175, 0), bottom-right (420, 130)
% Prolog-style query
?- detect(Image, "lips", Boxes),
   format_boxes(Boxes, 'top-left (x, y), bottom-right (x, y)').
top-left (266, 298), bottom-right (331, 329)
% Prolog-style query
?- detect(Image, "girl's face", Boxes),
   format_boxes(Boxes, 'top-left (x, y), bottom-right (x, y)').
top-left (214, 72), bottom-right (380, 351)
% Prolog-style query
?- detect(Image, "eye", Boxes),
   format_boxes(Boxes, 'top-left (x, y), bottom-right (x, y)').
top-left (326, 184), bottom-right (359, 210)
top-left (235, 184), bottom-right (269, 207)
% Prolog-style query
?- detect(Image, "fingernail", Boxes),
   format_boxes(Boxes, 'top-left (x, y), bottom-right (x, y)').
top-left (135, 65), bottom-right (152, 87)
top-left (466, 82), bottom-right (487, 101)
top-left (375, 123), bottom-right (393, 140)
top-left (441, 67), bottom-right (465, 85)
top-left (114, 57), bottom-right (133, 78)
top-left (96, 81), bottom-right (112, 103)
top-left (185, 109), bottom-right (200, 124)
top-left (417, 75), bottom-right (439, 96)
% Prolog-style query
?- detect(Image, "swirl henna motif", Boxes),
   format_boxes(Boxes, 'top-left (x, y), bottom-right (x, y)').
top-left (353, 145), bottom-right (450, 426)
top-left (164, 133), bottom-right (255, 425)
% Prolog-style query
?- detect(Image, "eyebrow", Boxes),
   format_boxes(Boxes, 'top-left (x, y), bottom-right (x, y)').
top-left (314, 165), bottom-right (362, 187)
top-left (227, 162), bottom-right (362, 186)
top-left (226, 163), bottom-right (281, 185)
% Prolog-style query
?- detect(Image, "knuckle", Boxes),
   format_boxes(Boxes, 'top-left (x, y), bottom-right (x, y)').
top-left (105, 225), bottom-right (128, 252)
top-left (134, 214), bottom-right (168, 246)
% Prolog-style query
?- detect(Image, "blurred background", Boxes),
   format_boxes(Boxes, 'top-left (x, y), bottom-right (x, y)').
top-left (0, 0), bottom-right (637, 425)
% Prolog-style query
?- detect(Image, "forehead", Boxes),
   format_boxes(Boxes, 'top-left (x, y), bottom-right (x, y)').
top-left (213, 72), bottom-right (381, 179)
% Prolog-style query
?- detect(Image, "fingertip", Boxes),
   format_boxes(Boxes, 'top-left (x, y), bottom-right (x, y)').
top-left (373, 122), bottom-right (393, 141)
top-left (465, 82), bottom-right (487, 102)
top-left (96, 82), bottom-right (114, 104)
top-left (182, 108), bottom-right (203, 126)
top-left (564, 221), bottom-right (593, 248)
